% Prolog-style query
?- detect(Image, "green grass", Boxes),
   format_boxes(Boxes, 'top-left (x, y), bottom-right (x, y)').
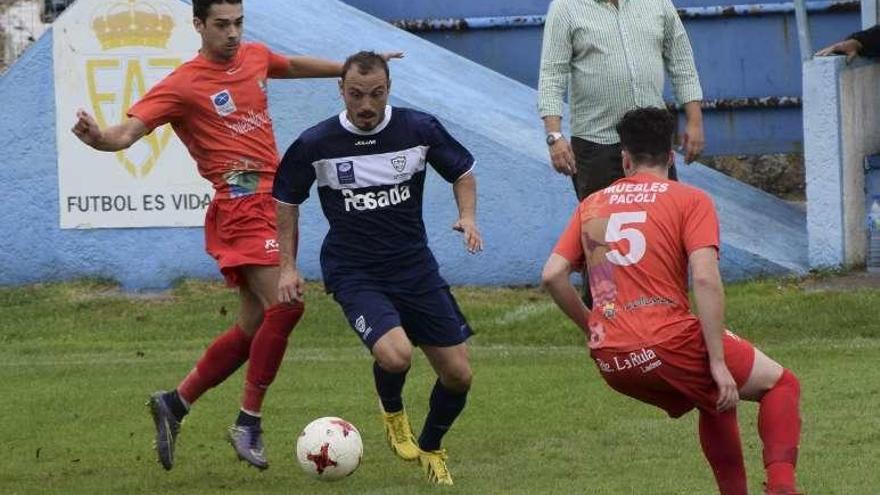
top-left (0, 277), bottom-right (878, 494)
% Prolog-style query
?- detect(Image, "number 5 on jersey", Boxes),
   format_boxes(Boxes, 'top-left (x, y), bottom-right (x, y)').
top-left (605, 211), bottom-right (648, 266)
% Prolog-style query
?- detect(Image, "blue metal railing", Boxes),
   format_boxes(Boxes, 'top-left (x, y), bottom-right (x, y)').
top-left (390, 0), bottom-right (858, 32)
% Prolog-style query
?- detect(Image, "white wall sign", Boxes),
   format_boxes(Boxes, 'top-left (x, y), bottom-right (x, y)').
top-left (54, 0), bottom-right (211, 229)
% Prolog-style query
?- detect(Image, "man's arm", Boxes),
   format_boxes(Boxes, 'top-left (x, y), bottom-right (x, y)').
top-left (681, 101), bottom-right (705, 164)
top-left (816, 25), bottom-right (880, 60)
top-left (542, 254), bottom-right (589, 333)
top-left (282, 56), bottom-right (344, 79)
top-left (537, 2), bottom-right (576, 176)
top-left (276, 202), bottom-right (305, 303)
top-left (71, 110), bottom-right (148, 152)
top-left (850, 25), bottom-right (880, 56)
top-left (542, 116), bottom-right (576, 176)
top-left (451, 172), bottom-right (483, 254)
top-left (661, 0), bottom-right (704, 163)
top-left (689, 247), bottom-right (738, 412)
top-left (277, 52), bottom-right (405, 79)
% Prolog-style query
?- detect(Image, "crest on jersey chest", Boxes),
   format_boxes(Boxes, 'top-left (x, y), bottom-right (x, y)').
top-left (390, 155), bottom-right (407, 173)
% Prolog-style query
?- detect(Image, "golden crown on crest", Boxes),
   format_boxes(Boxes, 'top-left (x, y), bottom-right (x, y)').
top-left (92, 0), bottom-right (175, 50)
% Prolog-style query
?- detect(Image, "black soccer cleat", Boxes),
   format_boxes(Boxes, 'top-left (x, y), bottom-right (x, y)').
top-left (147, 391), bottom-right (182, 470)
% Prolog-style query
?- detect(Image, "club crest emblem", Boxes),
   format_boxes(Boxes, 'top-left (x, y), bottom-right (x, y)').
top-left (390, 155), bottom-right (407, 173)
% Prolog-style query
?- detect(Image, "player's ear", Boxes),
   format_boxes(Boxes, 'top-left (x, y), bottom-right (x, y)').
top-left (666, 150), bottom-right (674, 168)
top-left (387, 77), bottom-right (392, 93)
top-left (621, 149), bottom-right (634, 175)
top-left (338, 78), bottom-right (344, 96)
top-left (193, 17), bottom-right (204, 35)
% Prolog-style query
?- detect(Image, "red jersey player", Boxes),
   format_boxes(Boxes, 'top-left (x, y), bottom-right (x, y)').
top-left (71, 0), bottom-right (401, 471)
top-left (541, 108), bottom-right (803, 495)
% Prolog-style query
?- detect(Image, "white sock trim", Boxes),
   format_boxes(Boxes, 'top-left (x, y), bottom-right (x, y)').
top-left (240, 408), bottom-right (262, 418)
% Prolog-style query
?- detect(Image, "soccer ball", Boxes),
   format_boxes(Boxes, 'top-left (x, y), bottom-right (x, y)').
top-left (296, 416), bottom-right (363, 481)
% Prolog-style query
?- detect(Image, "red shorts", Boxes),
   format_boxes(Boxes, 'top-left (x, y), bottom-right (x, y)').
top-left (590, 329), bottom-right (756, 418)
top-left (205, 193), bottom-right (280, 287)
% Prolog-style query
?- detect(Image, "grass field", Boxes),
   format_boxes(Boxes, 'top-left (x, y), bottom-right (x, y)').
top-left (1, 277), bottom-right (878, 494)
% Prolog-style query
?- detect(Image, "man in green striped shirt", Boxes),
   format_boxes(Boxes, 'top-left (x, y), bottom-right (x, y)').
top-left (538, 0), bottom-right (705, 201)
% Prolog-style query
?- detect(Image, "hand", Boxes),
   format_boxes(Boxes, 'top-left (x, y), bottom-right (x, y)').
top-left (71, 109), bottom-right (102, 147)
top-left (452, 218), bottom-right (483, 254)
top-left (681, 118), bottom-right (705, 164)
top-left (380, 52), bottom-right (405, 62)
top-left (815, 39), bottom-right (862, 63)
top-left (277, 266), bottom-right (305, 304)
top-left (549, 137), bottom-right (576, 176)
top-left (710, 360), bottom-right (739, 412)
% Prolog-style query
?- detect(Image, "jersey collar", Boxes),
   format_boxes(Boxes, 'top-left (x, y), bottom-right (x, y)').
top-left (339, 106), bottom-right (393, 136)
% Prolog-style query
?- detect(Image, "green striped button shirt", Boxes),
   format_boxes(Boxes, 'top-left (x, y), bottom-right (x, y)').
top-left (537, 0), bottom-right (703, 144)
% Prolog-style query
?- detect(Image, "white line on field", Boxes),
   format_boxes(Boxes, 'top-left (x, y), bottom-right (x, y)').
top-left (0, 344), bottom-right (588, 368)
top-left (479, 302), bottom-right (556, 327)
top-left (2, 337), bottom-right (877, 368)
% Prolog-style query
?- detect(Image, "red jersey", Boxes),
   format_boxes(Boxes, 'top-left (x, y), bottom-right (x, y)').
top-left (553, 172), bottom-right (720, 351)
top-left (128, 42), bottom-right (289, 199)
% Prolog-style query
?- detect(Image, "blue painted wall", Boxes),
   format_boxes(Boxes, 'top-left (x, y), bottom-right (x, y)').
top-left (343, 0), bottom-right (860, 155)
top-left (0, 0), bottom-right (807, 290)
top-left (0, 35), bottom-right (217, 289)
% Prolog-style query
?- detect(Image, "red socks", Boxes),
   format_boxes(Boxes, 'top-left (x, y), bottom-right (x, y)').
top-left (699, 409), bottom-right (748, 495)
top-left (699, 369), bottom-right (801, 494)
top-left (241, 302), bottom-right (305, 413)
top-left (178, 325), bottom-right (252, 404)
top-left (759, 369), bottom-right (801, 492)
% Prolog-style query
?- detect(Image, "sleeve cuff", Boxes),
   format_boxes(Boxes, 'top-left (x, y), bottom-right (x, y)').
top-left (126, 111), bottom-right (157, 133)
top-left (454, 162), bottom-right (476, 182)
top-left (538, 102), bottom-right (565, 118)
top-left (675, 86), bottom-right (704, 106)
top-left (273, 198), bottom-right (299, 206)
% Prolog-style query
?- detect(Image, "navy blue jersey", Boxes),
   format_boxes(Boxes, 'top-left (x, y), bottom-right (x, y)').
top-left (273, 106), bottom-right (475, 293)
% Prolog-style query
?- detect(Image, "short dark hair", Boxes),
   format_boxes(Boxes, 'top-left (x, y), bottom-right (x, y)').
top-left (341, 51), bottom-right (389, 81)
top-left (193, 0), bottom-right (242, 22)
top-left (616, 107), bottom-right (676, 166)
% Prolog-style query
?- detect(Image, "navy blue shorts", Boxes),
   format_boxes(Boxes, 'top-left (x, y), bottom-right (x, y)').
top-left (332, 286), bottom-right (473, 349)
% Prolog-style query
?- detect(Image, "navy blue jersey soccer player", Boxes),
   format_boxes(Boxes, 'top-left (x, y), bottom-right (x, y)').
top-left (272, 52), bottom-right (482, 486)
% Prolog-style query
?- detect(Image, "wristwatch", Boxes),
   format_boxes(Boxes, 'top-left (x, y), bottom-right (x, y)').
top-left (546, 132), bottom-right (564, 146)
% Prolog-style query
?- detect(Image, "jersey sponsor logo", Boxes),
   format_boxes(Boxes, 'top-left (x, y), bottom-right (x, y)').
top-left (355, 139), bottom-right (376, 146)
top-left (336, 161), bottom-right (356, 185)
top-left (595, 348), bottom-right (662, 374)
top-left (223, 109), bottom-right (271, 137)
top-left (623, 295), bottom-right (676, 312)
top-left (595, 357), bottom-right (614, 373)
top-left (264, 239), bottom-right (279, 253)
top-left (603, 182), bottom-right (669, 205)
top-left (390, 155), bottom-right (407, 173)
top-left (211, 89), bottom-right (237, 116)
top-left (342, 184), bottom-right (411, 212)
top-left (224, 169), bottom-right (261, 198)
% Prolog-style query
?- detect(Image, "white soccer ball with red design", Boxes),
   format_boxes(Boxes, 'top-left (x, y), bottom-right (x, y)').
top-left (296, 416), bottom-right (363, 480)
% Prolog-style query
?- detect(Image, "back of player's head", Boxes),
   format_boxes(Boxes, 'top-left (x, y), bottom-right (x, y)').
top-left (616, 107), bottom-right (676, 167)
top-left (341, 51), bottom-right (390, 82)
top-left (193, 0), bottom-right (242, 22)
